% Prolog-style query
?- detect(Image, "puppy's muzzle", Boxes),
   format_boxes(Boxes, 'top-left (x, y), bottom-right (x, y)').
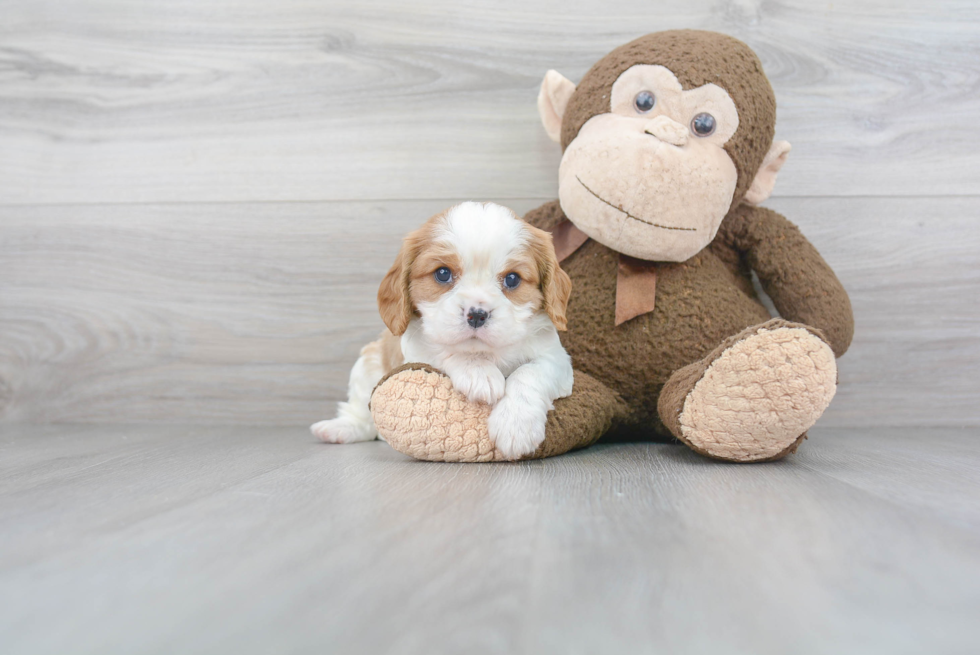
top-left (467, 308), bottom-right (489, 329)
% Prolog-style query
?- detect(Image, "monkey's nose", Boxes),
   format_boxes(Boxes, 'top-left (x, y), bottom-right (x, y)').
top-left (644, 115), bottom-right (688, 147)
top-left (467, 308), bottom-right (489, 329)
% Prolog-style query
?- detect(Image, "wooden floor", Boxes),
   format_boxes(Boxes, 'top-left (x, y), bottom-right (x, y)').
top-left (1, 425), bottom-right (977, 654)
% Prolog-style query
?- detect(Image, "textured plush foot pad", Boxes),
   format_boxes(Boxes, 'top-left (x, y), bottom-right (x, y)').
top-left (371, 366), bottom-right (510, 462)
top-left (679, 326), bottom-right (837, 462)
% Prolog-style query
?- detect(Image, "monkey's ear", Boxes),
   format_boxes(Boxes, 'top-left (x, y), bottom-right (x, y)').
top-left (377, 244), bottom-right (415, 337)
top-left (537, 70), bottom-right (576, 143)
top-left (744, 140), bottom-right (792, 206)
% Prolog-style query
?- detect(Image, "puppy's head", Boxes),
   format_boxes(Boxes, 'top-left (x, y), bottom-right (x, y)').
top-left (378, 202), bottom-right (572, 349)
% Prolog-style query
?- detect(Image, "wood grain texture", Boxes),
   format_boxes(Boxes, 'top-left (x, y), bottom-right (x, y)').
top-left (0, 198), bottom-right (535, 424)
top-left (1, 0), bottom-right (978, 204)
top-left (2, 1), bottom-right (978, 428)
top-left (2, 197), bottom-right (977, 426)
top-left (1, 424), bottom-right (978, 654)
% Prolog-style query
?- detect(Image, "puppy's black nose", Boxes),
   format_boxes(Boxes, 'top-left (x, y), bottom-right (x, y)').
top-left (467, 308), bottom-right (489, 329)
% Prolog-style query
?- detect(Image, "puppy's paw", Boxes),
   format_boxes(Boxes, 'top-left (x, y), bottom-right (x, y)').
top-left (452, 366), bottom-right (506, 405)
top-left (310, 417), bottom-right (376, 444)
top-left (488, 398), bottom-right (547, 459)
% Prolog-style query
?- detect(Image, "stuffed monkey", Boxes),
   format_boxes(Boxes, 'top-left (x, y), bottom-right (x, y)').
top-left (370, 30), bottom-right (853, 463)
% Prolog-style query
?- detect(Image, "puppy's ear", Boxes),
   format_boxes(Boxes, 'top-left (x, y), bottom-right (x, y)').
top-left (528, 225), bottom-right (573, 331)
top-left (377, 237), bottom-right (417, 337)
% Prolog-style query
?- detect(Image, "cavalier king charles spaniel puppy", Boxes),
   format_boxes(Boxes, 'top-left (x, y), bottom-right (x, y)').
top-left (310, 201), bottom-right (574, 459)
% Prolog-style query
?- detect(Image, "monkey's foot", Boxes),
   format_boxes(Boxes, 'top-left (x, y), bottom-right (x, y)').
top-left (659, 319), bottom-right (837, 463)
top-left (371, 364), bottom-right (509, 462)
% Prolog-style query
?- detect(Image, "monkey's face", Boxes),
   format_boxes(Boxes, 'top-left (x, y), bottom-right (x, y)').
top-left (557, 65), bottom-right (741, 262)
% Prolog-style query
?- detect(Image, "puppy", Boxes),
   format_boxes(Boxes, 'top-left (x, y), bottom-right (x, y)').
top-left (310, 202), bottom-right (574, 459)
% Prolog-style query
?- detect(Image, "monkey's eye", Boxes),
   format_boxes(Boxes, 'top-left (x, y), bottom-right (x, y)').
top-left (633, 90), bottom-right (656, 113)
top-left (503, 272), bottom-right (521, 290)
top-left (691, 112), bottom-right (716, 137)
top-left (433, 267), bottom-right (453, 284)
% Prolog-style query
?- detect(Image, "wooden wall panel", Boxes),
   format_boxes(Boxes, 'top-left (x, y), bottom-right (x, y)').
top-left (1, 0), bottom-right (977, 427)
top-left (1, 197), bottom-right (976, 426)
top-left (1, 0), bottom-right (978, 204)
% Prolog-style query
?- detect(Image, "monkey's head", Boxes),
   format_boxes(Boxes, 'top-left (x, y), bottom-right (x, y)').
top-left (538, 30), bottom-right (790, 262)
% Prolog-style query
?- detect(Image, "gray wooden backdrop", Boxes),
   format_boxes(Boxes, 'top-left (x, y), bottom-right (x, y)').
top-left (1, 0), bottom-right (978, 427)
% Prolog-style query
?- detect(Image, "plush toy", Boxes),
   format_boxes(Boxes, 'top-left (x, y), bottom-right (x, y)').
top-left (370, 30), bottom-right (853, 463)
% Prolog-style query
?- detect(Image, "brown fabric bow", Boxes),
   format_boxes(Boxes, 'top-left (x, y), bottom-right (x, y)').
top-left (548, 219), bottom-right (658, 326)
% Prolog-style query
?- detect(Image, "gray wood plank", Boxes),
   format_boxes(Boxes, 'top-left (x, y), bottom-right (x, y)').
top-left (0, 424), bottom-right (977, 655)
top-left (1, 0), bottom-right (978, 204)
top-left (796, 427), bottom-right (980, 533)
top-left (0, 198), bottom-right (540, 424)
top-left (764, 196), bottom-right (980, 429)
top-left (2, 196), bottom-right (978, 427)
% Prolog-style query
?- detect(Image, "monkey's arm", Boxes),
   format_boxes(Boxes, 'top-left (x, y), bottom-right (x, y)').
top-left (727, 204), bottom-right (854, 357)
top-left (523, 199), bottom-right (567, 231)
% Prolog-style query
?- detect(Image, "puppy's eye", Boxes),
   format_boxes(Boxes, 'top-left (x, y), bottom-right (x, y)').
top-left (633, 90), bottom-right (656, 113)
top-left (691, 112), bottom-right (716, 137)
top-left (433, 267), bottom-right (452, 284)
top-left (503, 272), bottom-right (521, 289)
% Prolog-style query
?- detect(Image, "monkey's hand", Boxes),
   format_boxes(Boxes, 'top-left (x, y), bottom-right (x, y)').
top-left (729, 205), bottom-right (854, 357)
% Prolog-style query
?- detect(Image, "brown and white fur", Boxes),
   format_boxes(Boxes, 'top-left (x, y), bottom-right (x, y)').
top-left (310, 202), bottom-right (574, 459)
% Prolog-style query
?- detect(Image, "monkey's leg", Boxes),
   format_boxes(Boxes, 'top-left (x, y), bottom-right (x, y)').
top-left (371, 364), bottom-right (628, 462)
top-left (657, 319), bottom-right (838, 463)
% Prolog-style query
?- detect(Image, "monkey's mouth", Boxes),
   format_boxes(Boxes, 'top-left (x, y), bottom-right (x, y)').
top-left (576, 176), bottom-right (696, 232)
